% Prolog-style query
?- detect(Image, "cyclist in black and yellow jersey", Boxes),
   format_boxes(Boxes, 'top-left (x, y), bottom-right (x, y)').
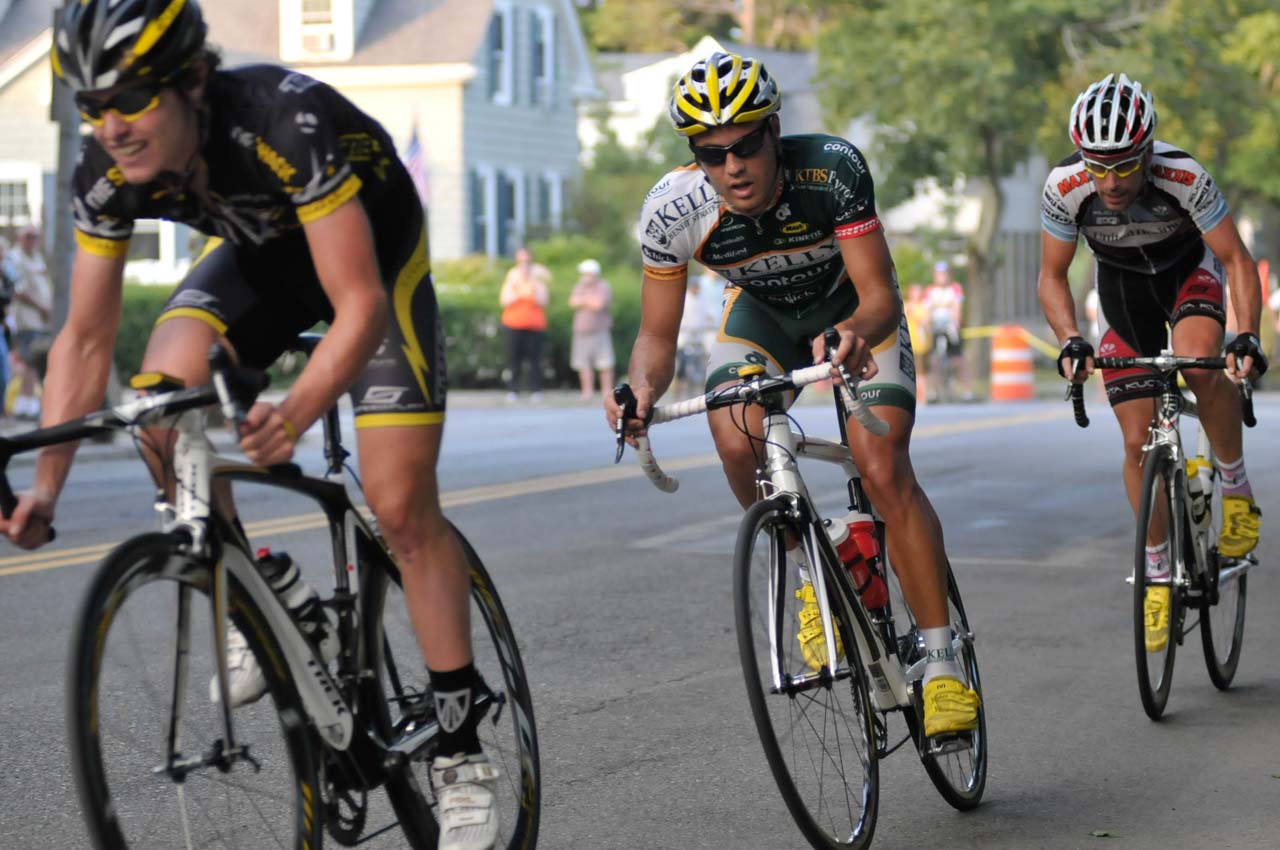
top-left (1038, 73), bottom-right (1265, 654)
top-left (0, 3), bottom-right (495, 848)
top-left (605, 52), bottom-right (980, 738)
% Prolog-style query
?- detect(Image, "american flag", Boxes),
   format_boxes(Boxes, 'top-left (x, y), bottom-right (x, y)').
top-left (403, 122), bottom-right (429, 205)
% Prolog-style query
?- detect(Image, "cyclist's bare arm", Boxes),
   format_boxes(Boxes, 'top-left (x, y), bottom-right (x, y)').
top-left (603, 270), bottom-right (686, 437)
top-left (822, 229), bottom-right (900, 376)
top-left (0, 247), bottom-right (125, 547)
top-left (1037, 232), bottom-right (1090, 378)
top-left (242, 197), bottom-right (389, 466)
top-left (1202, 214), bottom-right (1262, 378)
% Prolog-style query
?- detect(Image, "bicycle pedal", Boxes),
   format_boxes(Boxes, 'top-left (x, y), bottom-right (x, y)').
top-left (926, 731), bottom-right (972, 757)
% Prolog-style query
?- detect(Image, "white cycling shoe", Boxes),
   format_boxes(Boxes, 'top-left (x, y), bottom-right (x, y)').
top-left (430, 752), bottom-right (500, 850)
top-left (209, 611), bottom-right (339, 707)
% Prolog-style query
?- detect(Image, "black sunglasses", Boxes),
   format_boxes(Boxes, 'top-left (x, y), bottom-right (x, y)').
top-left (689, 123), bottom-right (772, 166)
top-left (75, 82), bottom-right (165, 126)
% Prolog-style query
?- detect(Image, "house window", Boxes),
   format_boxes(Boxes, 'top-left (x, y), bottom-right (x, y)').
top-left (539, 172), bottom-right (563, 230)
top-left (531, 8), bottom-right (556, 108)
top-left (487, 2), bottom-right (515, 105)
top-left (0, 180), bottom-right (31, 226)
top-left (470, 165), bottom-right (497, 255)
top-left (301, 0), bottom-right (335, 53)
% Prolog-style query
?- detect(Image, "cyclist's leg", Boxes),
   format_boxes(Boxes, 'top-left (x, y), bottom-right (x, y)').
top-left (1168, 250), bottom-right (1258, 556)
top-left (704, 288), bottom-right (795, 509)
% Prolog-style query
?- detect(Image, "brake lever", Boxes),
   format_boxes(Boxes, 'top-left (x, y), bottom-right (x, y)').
top-left (612, 384), bottom-right (639, 463)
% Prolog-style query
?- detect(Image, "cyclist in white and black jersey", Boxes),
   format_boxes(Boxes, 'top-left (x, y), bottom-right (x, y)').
top-left (1038, 73), bottom-right (1265, 653)
top-left (605, 52), bottom-right (980, 739)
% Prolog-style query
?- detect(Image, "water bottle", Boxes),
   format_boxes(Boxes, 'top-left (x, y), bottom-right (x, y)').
top-left (255, 548), bottom-right (334, 644)
top-left (1185, 458), bottom-right (1213, 537)
top-left (823, 511), bottom-right (889, 609)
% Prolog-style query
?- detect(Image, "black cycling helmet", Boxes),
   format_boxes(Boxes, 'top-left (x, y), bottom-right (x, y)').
top-left (53, 0), bottom-right (208, 93)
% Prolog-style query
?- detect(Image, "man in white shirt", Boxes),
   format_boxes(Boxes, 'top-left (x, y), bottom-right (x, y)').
top-left (8, 225), bottom-right (52, 420)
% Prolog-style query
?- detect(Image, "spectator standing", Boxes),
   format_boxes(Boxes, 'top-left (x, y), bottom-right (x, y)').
top-left (0, 238), bottom-right (15, 405)
top-left (924, 261), bottom-right (973, 401)
top-left (499, 246), bottom-right (550, 402)
top-left (904, 282), bottom-right (931, 402)
top-left (567, 258), bottom-right (615, 401)
top-left (9, 225), bottom-right (52, 419)
top-left (673, 275), bottom-right (721, 398)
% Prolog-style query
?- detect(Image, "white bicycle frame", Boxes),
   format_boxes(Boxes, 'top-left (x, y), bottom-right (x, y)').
top-left (636, 364), bottom-right (968, 716)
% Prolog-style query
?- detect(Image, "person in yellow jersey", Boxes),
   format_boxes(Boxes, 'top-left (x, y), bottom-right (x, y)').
top-left (0, 2), bottom-right (498, 847)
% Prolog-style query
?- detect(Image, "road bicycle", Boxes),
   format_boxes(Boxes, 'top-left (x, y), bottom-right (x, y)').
top-left (613, 331), bottom-right (986, 850)
top-left (1069, 351), bottom-right (1256, 720)
top-left (0, 337), bottom-right (540, 850)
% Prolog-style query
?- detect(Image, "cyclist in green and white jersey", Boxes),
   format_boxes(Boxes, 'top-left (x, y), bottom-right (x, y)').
top-left (605, 51), bottom-right (979, 738)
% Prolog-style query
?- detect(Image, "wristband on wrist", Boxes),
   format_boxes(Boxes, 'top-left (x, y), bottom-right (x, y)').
top-left (280, 416), bottom-right (299, 444)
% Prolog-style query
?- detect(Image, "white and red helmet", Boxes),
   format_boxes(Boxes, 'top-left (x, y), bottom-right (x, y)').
top-left (1069, 73), bottom-right (1157, 156)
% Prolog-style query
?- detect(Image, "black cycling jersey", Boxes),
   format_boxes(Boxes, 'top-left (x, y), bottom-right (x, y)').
top-left (71, 65), bottom-right (444, 424)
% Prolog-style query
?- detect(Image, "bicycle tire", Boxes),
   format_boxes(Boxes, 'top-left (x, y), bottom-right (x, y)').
top-left (69, 532), bottom-right (321, 850)
top-left (916, 565), bottom-right (988, 810)
top-left (1200, 466), bottom-right (1248, 689)
top-left (362, 522), bottom-right (541, 850)
top-left (1133, 449), bottom-right (1181, 720)
top-left (734, 499), bottom-right (878, 850)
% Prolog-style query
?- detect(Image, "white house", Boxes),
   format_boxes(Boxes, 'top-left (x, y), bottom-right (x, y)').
top-left (0, 0), bottom-right (598, 284)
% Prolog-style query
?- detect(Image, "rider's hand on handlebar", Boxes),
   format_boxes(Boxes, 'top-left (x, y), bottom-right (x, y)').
top-left (1056, 336), bottom-right (1095, 383)
top-left (239, 402), bottom-right (299, 467)
top-left (0, 490), bottom-right (55, 550)
top-left (814, 327), bottom-right (877, 384)
top-left (604, 385), bottom-right (654, 449)
top-left (1225, 332), bottom-right (1268, 383)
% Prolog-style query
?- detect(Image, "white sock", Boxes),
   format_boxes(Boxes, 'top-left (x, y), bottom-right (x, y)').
top-left (1145, 541), bottom-right (1170, 579)
top-left (922, 625), bottom-right (963, 684)
top-left (1216, 455), bottom-right (1252, 499)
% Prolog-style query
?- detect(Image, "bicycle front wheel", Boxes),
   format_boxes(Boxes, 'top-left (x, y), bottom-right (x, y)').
top-left (1133, 450), bottom-right (1181, 719)
top-left (69, 533), bottom-right (321, 850)
top-left (734, 499), bottom-right (878, 850)
top-left (363, 523), bottom-right (541, 850)
top-left (1200, 466), bottom-right (1248, 688)
top-left (917, 566), bottom-right (988, 810)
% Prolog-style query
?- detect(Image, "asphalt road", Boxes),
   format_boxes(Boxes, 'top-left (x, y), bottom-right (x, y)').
top-left (1, 393), bottom-right (1278, 850)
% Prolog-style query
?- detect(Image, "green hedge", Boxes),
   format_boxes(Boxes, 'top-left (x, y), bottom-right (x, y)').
top-left (115, 235), bottom-right (645, 389)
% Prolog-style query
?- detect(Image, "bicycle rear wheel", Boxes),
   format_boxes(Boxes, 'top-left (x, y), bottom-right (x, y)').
top-left (734, 499), bottom-right (878, 850)
top-left (916, 566), bottom-right (987, 810)
top-left (1200, 467), bottom-right (1248, 689)
top-left (1134, 449), bottom-right (1181, 720)
top-left (362, 523), bottom-right (540, 850)
top-left (69, 533), bottom-right (320, 850)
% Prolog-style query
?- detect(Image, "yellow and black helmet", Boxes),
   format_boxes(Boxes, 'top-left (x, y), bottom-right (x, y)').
top-left (669, 51), bottom-right (781, 138)
top-left (53, 0), bottom-right (208, 93)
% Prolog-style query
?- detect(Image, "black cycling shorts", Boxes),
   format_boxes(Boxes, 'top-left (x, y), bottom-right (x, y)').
top-left (1095, 243), bottom-right (1225, 406)
top-left (157, 216), bottom-right (446, 427)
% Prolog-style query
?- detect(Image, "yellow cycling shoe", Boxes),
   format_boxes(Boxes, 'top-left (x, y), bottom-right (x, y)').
top-left (1144, 585), bottom-right (1171, 653)
top-left (795, 580), bottom-right (843, 672)
top-left (922, 676), bottom-right (981, 738)
top-left (1218, 496), bottom-right (1261, 559)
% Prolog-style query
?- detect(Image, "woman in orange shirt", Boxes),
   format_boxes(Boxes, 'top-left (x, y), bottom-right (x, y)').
top-left (499, 246), bottom-right (551, 401)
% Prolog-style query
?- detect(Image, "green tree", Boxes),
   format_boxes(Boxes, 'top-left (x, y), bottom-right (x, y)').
top-left (814, 0), bottom-right (1090, 327)
top-left (580, 0), bottom-right (824, 52)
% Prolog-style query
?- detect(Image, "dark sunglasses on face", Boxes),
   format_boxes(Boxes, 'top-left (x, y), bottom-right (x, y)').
top-left (1081, 154), bottom-right (1145, 179)
top-left (689, 123), bottom-right (771, 166)
top-left (75, 83), bottom-right (164, 126)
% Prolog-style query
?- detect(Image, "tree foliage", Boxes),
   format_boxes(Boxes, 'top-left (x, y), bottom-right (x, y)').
top-left (581, 0), bottom-right (823, 52)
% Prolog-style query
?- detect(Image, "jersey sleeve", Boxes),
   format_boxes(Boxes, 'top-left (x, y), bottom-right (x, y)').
top-left (1040, 173), bottom-right (1080, 243)
top-left (821, 140), bottom-right (880, 240)
top-left (1158, 162), bottom-right (1229, 234)
top-left (257, 72), bottom-right (364, 224)
top-left (637, 170), bottom-right (697, 281)
top-left (71, 142), bottom-right (134, 259)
